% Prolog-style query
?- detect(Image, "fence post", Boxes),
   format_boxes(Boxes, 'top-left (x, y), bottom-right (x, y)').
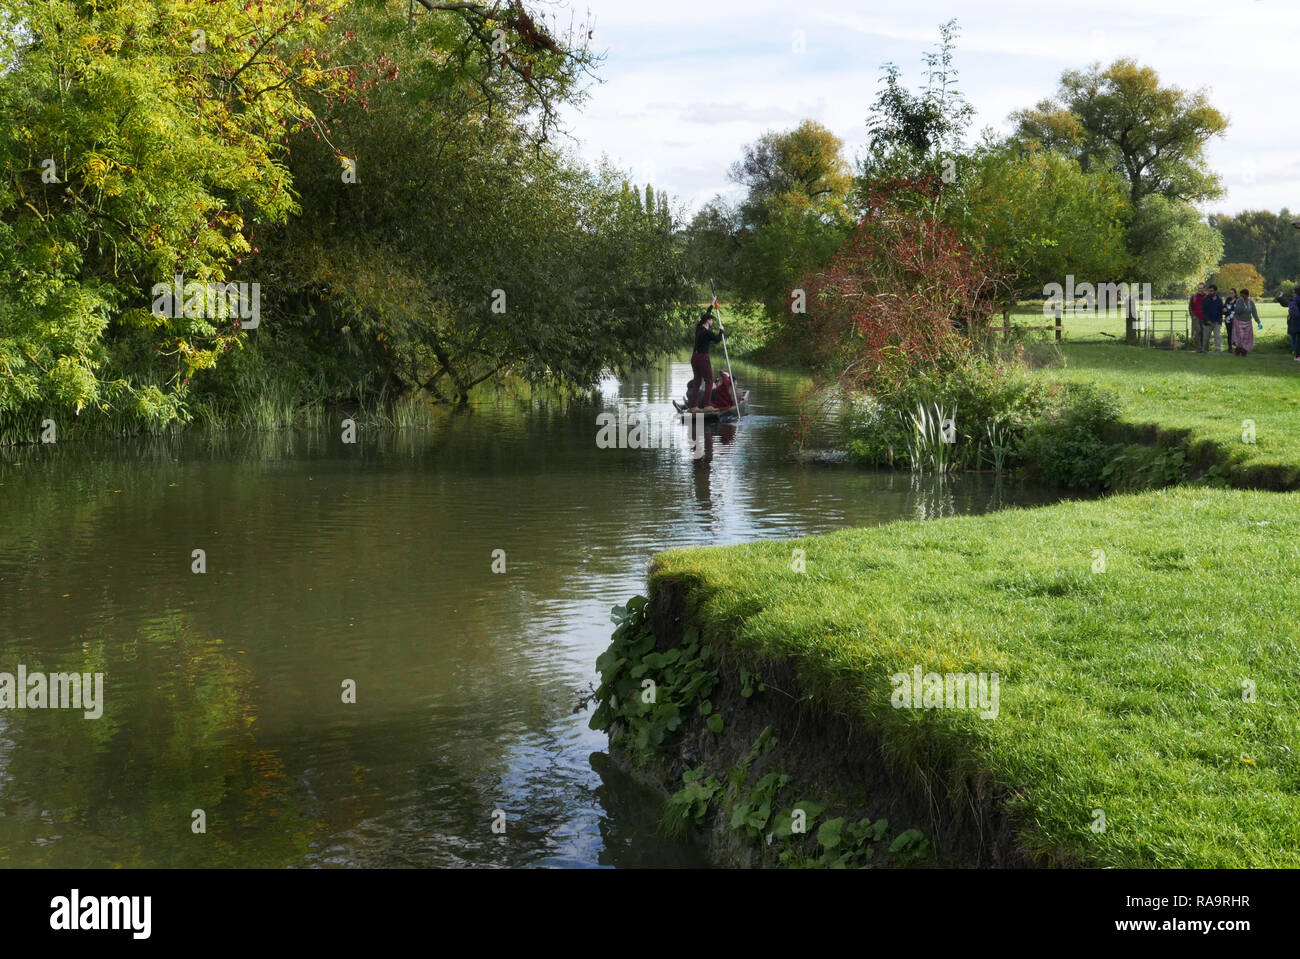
top-left (1054, 304), bottom-right (1062, 342)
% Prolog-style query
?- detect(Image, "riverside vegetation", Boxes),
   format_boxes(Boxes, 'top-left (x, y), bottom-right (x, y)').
top-left (593, 491), bottom-right (1300, 868)
top-left (593, 24), bottom-right (1299, 868)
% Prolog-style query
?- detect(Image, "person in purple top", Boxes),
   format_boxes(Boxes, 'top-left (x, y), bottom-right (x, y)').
top-left (1288, 290), bottom-right (1300, 360)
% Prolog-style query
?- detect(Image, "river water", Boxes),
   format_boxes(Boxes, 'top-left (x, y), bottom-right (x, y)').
top-left (0, 357), bottom-right (1061, 867)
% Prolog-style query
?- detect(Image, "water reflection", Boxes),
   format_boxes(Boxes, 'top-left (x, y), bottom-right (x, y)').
top-left (0, 357), bottom-right (1066, 867)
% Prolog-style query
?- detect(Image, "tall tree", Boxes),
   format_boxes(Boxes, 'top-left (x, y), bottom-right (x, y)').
top-left (1209, 209), bottom-right (1300, 290)
top-left (0, 0), bottom-right (354, 427)
top-left (728, 120), bottom-right (853, 319)
top-left (860, 18), bottom-right (973, 184)
top-left (948, 143), bottom-right (1131, 318)
top-left (1010, 58), bottom-right (1228, 208)
top-left (253, 3), bottom-right (690, 406)
top-left (682, 196), bottom-right (741, 294)
top-left (1128, 196), bottom-right (1224, 294)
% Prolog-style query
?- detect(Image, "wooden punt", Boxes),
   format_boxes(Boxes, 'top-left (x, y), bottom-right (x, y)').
top-left (672, 390), bottom-right (749, 419)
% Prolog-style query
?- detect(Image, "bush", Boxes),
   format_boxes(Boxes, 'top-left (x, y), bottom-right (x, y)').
top-left (842, 352), bottom-right (1047, 469)
top-left (1101, 444), bottom-right (1188, 492)
top-left (1020, 382), bottom-right (1124, 489)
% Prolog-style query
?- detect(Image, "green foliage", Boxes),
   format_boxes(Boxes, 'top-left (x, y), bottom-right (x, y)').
top-left (1009, 58), bottom-right (1227, 292)
top-left (888, 827), bottom-right (933, 865)
top-left (1209, 209), bottom-right (1300, 291)
top-left (725, 120), bottom-right (854, 326)
top-left (589, 598), bottom-right (719, 764)
top-left (1038, 331), bottom-right (1300, 489)
top-left (1129, 195), bottom-right (1225, 294)
top-left (260, 3), bottom-right (691, 407)
top-left (0, 0), bottom-right (349, 427)
top-left (904, 401), bottom-right (958, 473)
top-left (662, 766), bottom-right (721, 838)
top-left (843, 352), bottom-right (1047, 470)
top-left (859, 19), bottom-right (973, 183)
top-left (595, 593), bottom-right (936, 868)
top-left (1101, 444), bottom-right (1188, 492)
top-left (949, 143), bottom-right (1131, 310)
top-left (1020, 382), bottom-right (1124, 489)
top-left (776, 814), bottom-right (912, 868)
top-left (1010, 57), bottom-right (1228, 208)
top-left (1, 0), bottom-right (686, 434)
top-left (728, 771), bottom-right (789, 840)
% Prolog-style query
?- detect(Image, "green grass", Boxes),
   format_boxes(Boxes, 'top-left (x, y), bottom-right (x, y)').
top-left (1009, 300), bottom-right (1289, 344)
top-left (649, 487), bottom-right (1300, 867)
top-left (1037, 332), bottom-right (1300, 487)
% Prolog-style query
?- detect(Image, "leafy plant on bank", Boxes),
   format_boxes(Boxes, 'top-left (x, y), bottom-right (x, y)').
top-left (589, 597), bottom-right (721, 765)
top-left (596, 596), bottom-right (934, 868)
top-left (905, 400), bottom-right (958, 473)
top-left (842, 351), bottom-right (1046, 470)
top-left (1020, 382), bottom-right (1124, 490)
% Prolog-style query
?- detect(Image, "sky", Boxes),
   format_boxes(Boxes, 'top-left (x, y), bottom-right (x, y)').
top-left (553, 0), bottom-right (1299, 218)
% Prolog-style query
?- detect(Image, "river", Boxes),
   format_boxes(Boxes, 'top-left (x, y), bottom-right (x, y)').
top-left (0, 357), bottom-right (1063, 867)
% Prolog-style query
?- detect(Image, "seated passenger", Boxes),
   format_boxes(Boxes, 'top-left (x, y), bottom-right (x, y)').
top-left (711, 372), bottom-right (736, 409)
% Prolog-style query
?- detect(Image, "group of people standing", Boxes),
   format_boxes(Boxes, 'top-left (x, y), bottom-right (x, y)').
top-left (1188, 283), bottom-right (1264, 356)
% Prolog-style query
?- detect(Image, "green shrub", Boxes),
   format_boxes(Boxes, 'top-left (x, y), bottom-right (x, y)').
top-left (842, 353), bottom-right (1047, 469)
top-left (1020, 382), bottom-right (1124, 489)
top-left (1101, 444), bottom-right (1188, 492)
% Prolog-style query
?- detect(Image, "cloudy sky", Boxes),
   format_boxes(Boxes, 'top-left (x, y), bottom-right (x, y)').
top-left (555, 0), bottom-right (1298, 217)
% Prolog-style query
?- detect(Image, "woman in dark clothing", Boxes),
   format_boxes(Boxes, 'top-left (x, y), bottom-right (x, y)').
top-left (691, 309), bottom-right (723, 408)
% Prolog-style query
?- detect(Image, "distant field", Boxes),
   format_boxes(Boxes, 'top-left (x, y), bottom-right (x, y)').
top-left (1009, 300), bottom-right (1290, 345)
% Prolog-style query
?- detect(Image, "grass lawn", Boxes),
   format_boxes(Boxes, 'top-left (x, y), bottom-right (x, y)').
top-left (1009, 300), bottom-right (1290, 343)
top-left (649, 487), bottom-right (1300, 867)
top-left (1036, 322), bottom-right (1300, 486)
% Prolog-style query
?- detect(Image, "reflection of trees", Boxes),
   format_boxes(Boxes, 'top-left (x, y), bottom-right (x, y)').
top-left (0, 613), bottom-right (317, 867)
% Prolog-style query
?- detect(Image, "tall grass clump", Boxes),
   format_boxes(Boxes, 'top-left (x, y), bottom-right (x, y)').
top-left (840, 352), bottom-right (1046, 471)
top-left (905, 401), bottom-right (957, 473)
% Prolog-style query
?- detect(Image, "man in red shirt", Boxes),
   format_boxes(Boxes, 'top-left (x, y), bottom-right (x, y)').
top-left (1189, 282), bottom-right (1207, 352)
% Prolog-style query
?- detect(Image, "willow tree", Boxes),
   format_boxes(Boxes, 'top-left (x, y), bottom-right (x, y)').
top-left (1011, 58), bottom-right (1228, 208)
top-left (728, 119), bottom-right (854, 324)
top-left (250, 1), bottom-right (690, 407)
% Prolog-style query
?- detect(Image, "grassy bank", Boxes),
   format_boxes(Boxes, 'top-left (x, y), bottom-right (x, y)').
top-left (610, 488), bottom-right (1300, 867)
top-left (1040, 337), bottom-right (1300, 488)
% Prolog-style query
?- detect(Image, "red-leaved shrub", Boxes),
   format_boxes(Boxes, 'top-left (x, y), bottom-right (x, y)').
top-left (801, 175), bottom-right (999, 392)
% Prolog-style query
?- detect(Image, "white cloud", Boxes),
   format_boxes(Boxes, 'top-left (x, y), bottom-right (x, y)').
top-left (561, 0), bottom-right (1300, 216)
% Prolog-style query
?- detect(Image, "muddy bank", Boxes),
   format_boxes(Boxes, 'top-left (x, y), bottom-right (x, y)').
top-left (593, 583), bottom-right (1041, 869)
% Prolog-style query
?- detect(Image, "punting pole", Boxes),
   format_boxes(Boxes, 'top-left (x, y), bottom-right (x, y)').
top-left (708, 278), bottom-right (740, 422)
